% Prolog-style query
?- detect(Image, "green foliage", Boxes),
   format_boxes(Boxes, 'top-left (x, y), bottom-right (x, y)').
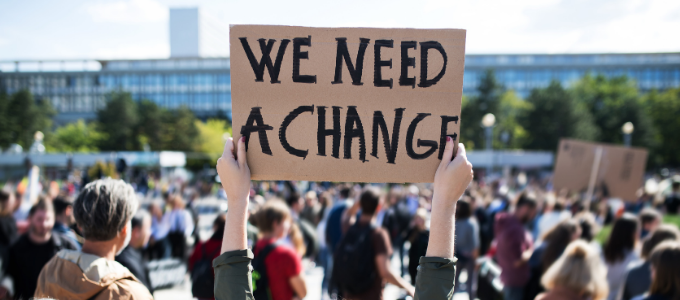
top-left (521, 81), bottom-right (598, 150)
top-left (97, 92), bottom-right (139, 151)
top-left (195, 119), bottom-right (232, 155)
top-left (460, 70), bottom-right (504, 149)
top-left (0, 90), bottom-right (55, 149)
top-left (136, 100), bottom-right (165, 150)
top-left (87, 160), bottom-right (118, 179)
top-left (495, 91), bottom-right (531, 149)
top-left (45, 120), bottom-right (103, 152)
top-left (161, 107), bottom-right (199, 152)
top-left (643, 88), bottom-right (680, 167)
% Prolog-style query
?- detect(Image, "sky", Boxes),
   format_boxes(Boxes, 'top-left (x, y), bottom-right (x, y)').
top-left (0, 0), bottom-right (678, 60)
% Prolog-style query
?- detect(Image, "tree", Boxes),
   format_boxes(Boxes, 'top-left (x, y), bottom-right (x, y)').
top-left (97, 92), bottom-right (139, 151)
top-left (136, 100), bottom-right (165, 150)
top-left (460, 70), bottom-right (504, 149)
top-left (643, 88), bottom-right (680, 167)
top-left (495, 91), bottom-right (531, 149)
top-left (0, 90), bottom-right (55, 149)
top-left (571, 74), bottom-right (655, 148)
top-left (521, 81), bottom-right (598, 150)
top-left (194, 119), bottom-right (232, 155)
top-left (0, 92), bottom-right (11, 148)
top-left (160, 106), bottom-right (199, 152)
top-left (45, 120), bottom-right (103, 153)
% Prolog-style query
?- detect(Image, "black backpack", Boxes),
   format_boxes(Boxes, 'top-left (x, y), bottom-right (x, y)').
top-left (191, 244), bottom-right (220, 298)
top-left (252, 242), bottom-right (280, 300)
top-left (331, 223), bottom-right (377, 295)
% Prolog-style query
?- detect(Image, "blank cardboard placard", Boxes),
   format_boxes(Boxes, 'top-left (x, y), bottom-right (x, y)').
top-left (230, 25), bottom-right (466, 183)
top-left (553, 139), bottom-right (648, 201)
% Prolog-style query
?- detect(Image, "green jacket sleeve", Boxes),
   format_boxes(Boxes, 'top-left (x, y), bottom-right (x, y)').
top-left (213, 249), bottom-right (254, 300)
top-left (414, 256), bottom-right (457, 300)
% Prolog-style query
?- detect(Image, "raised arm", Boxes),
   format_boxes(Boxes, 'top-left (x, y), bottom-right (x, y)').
top-left (415, 138), bottom-right (473, 300)
top-left (213, 137), bottom-right (255, 300)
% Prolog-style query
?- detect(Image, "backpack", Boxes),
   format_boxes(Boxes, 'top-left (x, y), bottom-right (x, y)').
top-left (252, 242), bottom-right (280, 300)
top-left (331, 223), bottom-right (378, 295)
top-left (191, 243), bottom-right (220, 299)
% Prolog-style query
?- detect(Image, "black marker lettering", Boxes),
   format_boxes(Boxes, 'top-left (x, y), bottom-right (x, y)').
top-left (406, 113), bottom-right (438, 159)
top-left (371, 108), bottom-right (405, 164)
top-left (279, 105), bottom-right (314, 159)
top-left (240, 107), bottom-right (274, 155)
top-left (399, 41), bottom-right (417, 88)
top-left (418, 41), bottom-right (447, 88)
top-left (374, 39), bottom-right (394, 88)
top-left (292, 36), bottom-right (317, 84)
top-left (344, 106), bottom-right (367, 162)
top-left (317, 106), bottom-right (342, 158)
top-left (438, 116), bottom-right (459, 160)
top-left (332, 38), bottom-right (370, 85)
top-left (239, 38), bottom-right (290, 83)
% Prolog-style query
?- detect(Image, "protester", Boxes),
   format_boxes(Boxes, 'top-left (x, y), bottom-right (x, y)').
top-left (115, 210), bottom-right (154, 294)
top-left (453, 197), bottom-right (480, 299)
top-left (166, 194), bottom-right (194, 259)
top-left (535, 198), bottom-right (571, 239)
top-left (408, 208), bottom-right (430, 286)
top-left (495, 193), bottom-right (538, 300)
top-left (1, 199), bottom-right (78, 300)
top-left (212, 136), bottom-right (473, 300)
top-left (663, 179), bottom-right (680, 215)
top-left (640, 241), bottom-right (680, 300)
top-left (189, 214), bottom-right (226, 300)
top-left (147, 202), bottom-right (171, 259)
top-left (251, 199), bottom-right (306, 300)
top-left (603, 213), bottom-right (640, 300)
top-left (525, 219), bottom-right (581, 300)
top-left (52, 196), bottom-right (81, 249)
top-left (286, 193), bottom-right (319, 259)
top-left (300, 191), bottom-right (321, 226)
top-left (0, 190), bottom-right (17, 280)
top-left (623, 225), bottom-right (680, 300)
top-left (536, 240), bottom-right (609, 300)
top-left (334, 186), bottom-right (415, 300)
top-left (638, 208), bottom-right (662, 239)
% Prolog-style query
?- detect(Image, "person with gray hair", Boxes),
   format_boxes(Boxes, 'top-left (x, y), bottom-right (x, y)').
top-left (34, 178), bottom-right (153, 300)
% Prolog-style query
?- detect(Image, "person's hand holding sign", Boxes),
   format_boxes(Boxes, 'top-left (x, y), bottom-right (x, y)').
top-left (217, 136), bottom-right (252, 253)
top-left (428, 137), bottom-right (473, 259)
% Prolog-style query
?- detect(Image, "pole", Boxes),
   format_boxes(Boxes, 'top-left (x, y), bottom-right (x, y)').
top-left (624, 133), bottom-right (631, 147)
top-left (584, 146), bottom-right (603, 210)
top-left (486, 126), bottom-right (493, 178)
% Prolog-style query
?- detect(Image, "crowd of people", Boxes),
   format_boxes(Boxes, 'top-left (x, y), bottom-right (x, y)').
top-left (0, 136), bottom-right (678, 300)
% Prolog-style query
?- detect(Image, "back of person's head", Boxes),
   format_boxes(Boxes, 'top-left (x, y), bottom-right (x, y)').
top-left (339, 187), bottom-right (351, 200)
top-left (359, 187), bottom-right (382, 216)
top-left (642, 225), bottom-right (680, 259)
top-left (255, 199), bottom-right (291, 234)
top-left (285, 192), bottom-right (302, 207)
top-left (213, 213), bottom-right (227, 234)
top-left (170, 194), bottom-right (186, 210)
top-left (455, 198), bottom-right (472, 219)
top-left (541, 240), bottom-right (609, 300)
top-left (541, 220), bottom-right (581, 271)
top-left (0, 190), bottom-right (13, 216)
top-left (649, 241), bottom-right (680, 299)
top-left (74, 178), bottom-right (138, 241)
top-left (639, 208), bottom-right (661, 226)
top-left (131, 209), bottom-right (150, 230)
top-left (516, 192), bottom-right (538, 210)
top-left (575, 212), bottom-right (600, 242)
top-left (52, 196), bottom-right (72, 217)
top-left (604, 213), bottom-right (639, 263)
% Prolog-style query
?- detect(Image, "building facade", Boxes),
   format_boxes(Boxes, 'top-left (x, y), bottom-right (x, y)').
top-left (1, 52), bottom-right (679, 123)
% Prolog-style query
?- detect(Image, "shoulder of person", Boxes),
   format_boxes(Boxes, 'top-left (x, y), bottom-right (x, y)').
top-left (52, 232), bottom-right (79, 250)
top-left (98, 278), bottom-right (154, 300)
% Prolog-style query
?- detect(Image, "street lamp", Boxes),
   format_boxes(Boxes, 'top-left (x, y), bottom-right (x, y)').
top-left (481, 113), bottom-right (496, 177)
top-left (622, 122), bottom-right (634, 147)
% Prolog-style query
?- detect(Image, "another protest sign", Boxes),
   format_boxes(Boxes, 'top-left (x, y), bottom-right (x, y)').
top-left (553, 138), bottom-right (648, 202)
top-left (230, 25), bottom-right (466, 182)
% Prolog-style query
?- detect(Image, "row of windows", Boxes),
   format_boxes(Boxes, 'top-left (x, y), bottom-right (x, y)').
top-left (0, 73), bottom-right (231, 91)
top-left (44, 92), bottom-right (232, 113)
top-left (466, 54), bottom-right (680, 67)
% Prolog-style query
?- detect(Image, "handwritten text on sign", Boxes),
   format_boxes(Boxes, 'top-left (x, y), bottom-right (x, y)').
top-left (230, 25), bottom-right (466, 182)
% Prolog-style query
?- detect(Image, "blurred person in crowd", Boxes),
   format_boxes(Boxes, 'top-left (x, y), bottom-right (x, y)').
top-left (146, 202), bottom-right (171, 259)
top-left (300, 191), bottom-right (321, 226)
top-left (52, 196), bottom-right (80, 250)
top-left (408, 208), bottom-right (429, 285)
top-left (253, 200), bottom-right (307, 300)
top-left (454, 197), bottom-right (480, 299)
top-left (663, 179), bottom-right (680, 215)
top-left (535, 198), bottom-right (571, 240)
top-left (638, 208), bottom-right (662, 239)
top-left (34, 178), bottom-right (152, 300)
top-left (623, 225), bottom-right (680, 300)
top-left (325, 187), bottom-right (353, 253)
top-left (536, 240), bottom-right (609, 300)
top-left (603, 213), bottom-right (640, 300)
top-left (1, 199), bottom-right (78, 300)
top-left (638, 241), bottom-right (680, 300)
top-left (495, 193), bottom-right (538, 300)
top-left (314, 192), bottom-right (334, 298)
top-left (0, 191), bottom-right (18, 277)
top-left (189, 213), bottom-right (226, 300)
top-left (286, 193), bottom-right (319, 259)
top-left (115, 210), bottom-right (154, 294)
top-left (334, 187), bottom-right (415, 300)
top-left (525, 220), bottom-right (581, 300)
top-left (166, 194), bottom-right (194, 259)
top-left (381, 185), bottom-right (413, 277)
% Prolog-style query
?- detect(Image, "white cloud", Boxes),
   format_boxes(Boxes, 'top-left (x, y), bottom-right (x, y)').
top-left (86, 0), bottom-right (168, 24)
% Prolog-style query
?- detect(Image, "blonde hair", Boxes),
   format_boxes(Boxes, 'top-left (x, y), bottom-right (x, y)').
top-left (541, 240), bottom-right (609, 300)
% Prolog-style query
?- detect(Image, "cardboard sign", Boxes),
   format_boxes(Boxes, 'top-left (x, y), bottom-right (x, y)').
top-left (230, 25), bottom-right (466, 182)
top-left (553, 139), bottom-right (648, 201)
